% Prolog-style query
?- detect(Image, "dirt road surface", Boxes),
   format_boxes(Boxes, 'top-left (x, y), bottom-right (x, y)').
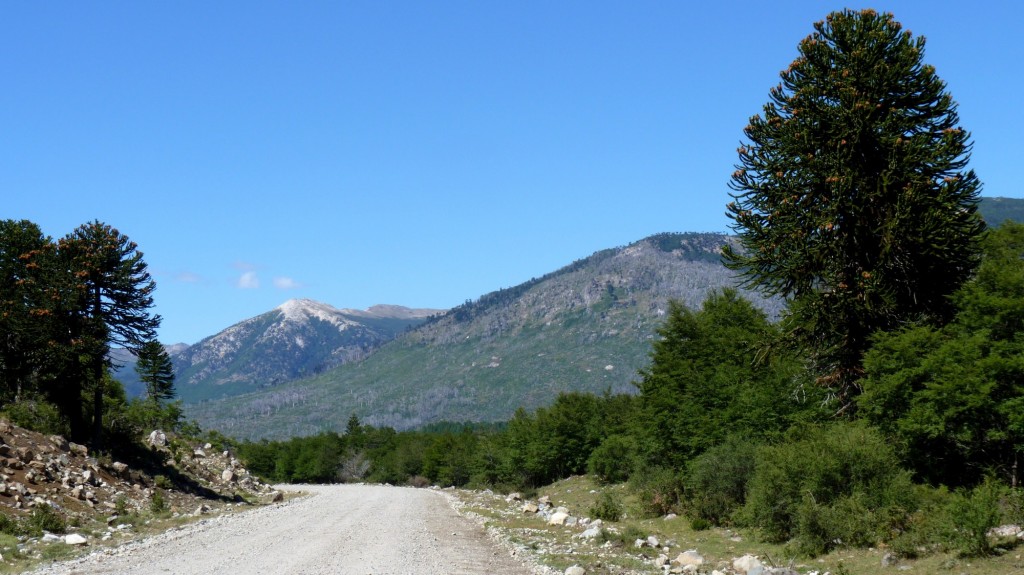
top-left (28, 484), bottom-right (534, 575)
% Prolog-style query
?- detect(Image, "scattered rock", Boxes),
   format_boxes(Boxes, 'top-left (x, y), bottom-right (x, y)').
top-left (222, 469), bottom-right (236, 483)
top-left (506, 492), bottom-right (522, 502)
top-left (64, 534), bottom-right (88, 545)
top-left (881, 552), bottom-right (898, 567)
top-left (576, 527), bottom-right (601, 539)
top-left (565, 566), bottom-right (586, 575)
top-left (522, 502), bottom-right (539, 514)
top-left (69, 442), bottom-right (88, 456)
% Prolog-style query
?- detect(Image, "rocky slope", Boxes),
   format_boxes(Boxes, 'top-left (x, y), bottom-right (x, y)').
top-left (0, 419), bottom-right (280, 565)
top-left (171, 300), bottom-right (441, 403)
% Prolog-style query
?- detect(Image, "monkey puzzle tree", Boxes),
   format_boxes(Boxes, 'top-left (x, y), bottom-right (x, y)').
top-left (724, 9), bottom-right (984, 409)
top-left (60, 221), bottom-right (161, 447)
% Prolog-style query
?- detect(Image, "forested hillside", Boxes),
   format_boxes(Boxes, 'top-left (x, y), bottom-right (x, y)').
top-left (185, 232), bottom-right (781, 439)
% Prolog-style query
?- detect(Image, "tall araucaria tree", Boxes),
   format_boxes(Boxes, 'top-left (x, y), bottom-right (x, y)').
top-left (60, 221), bottom-right (161, 447)
top-left (724, 9), bottom-right (984, 410)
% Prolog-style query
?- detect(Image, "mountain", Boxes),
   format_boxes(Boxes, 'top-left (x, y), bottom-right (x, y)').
top-left (171, 300), bottom-right (442, 403)
top-left (978, 196), bottom-right (1024, 227)
top-left (184, 232), bottom-right (784, 440)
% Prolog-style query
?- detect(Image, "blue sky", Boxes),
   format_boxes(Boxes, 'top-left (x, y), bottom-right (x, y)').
top-left (3, 1), bottom-right (1021, 345)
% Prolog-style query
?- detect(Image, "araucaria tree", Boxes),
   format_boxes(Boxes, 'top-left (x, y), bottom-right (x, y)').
top-left (61, 221), bottom-right (161, 446)
top-left (724, 9), bottom-right (984, 408)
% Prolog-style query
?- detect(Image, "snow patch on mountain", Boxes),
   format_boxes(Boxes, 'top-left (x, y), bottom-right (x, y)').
top-left (275, 299), bottom-right (359, 332)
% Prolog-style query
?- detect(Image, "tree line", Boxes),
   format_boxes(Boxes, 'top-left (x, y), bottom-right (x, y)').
top-left (0, 219), bottom-right (180, 450)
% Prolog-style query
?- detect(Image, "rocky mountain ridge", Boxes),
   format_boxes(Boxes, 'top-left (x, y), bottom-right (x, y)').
top-left (185, 232), bottom-right (783, 439)
top-left (168, 300), bottom-right (441, 403)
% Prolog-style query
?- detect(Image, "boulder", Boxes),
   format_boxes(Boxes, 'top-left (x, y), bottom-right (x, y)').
top-left (111, 462), bottom-right (129, 477)
top-left (49, 435), bottom-right (69, 452)
top-left (564, 566), bottom-right (586, 575)
top-left (548, 511), bottom-right (570, 525)
top-left (222, 469), bottom-right (236, 483)
top-left (148, 430), bottom-right (167, 448)
top-left (15, 446), bottom-right (34, 463)
top-left (675, 550), bottom-right (704, 568)
top-left (64, 534), bottom-right (87, 545)
top-left (522, 502), bottom-right (539, 514)
top-left (733, 554), bottom-right (764, 574)
top-left (576, 527), bottom-right (601, 539)
top-left (506, 492), bottom-right (522, 502)
top-left (69, 442), bottom-right (88, 456)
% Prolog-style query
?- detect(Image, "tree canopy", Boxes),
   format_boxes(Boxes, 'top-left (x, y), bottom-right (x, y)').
top-left (724, 9), bottom-right (984, 408)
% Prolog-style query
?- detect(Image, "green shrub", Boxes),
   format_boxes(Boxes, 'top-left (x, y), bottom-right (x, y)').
top-left (1, 398), bottom-right (67, 436)
top-left (24, 504), bottom-right (66, 535)
top-left (589, 491), bottom-right (623, 522)
top-left (630, 466), bottom-right (683, 518)
top-left (684, 435), bottom-right (759, 525)
top-left (739, 422), bottom-right (917, 555)
top-left (588, 435), bottom-right (636, 484)
top-left (150, 490), bottom-right (167, 513)
top-left (154, 474), bottom-right (173, 490)
top-left (0, 513), bottom-right (19, 536)
top-left (945, 478), bottom-right (1002, 557)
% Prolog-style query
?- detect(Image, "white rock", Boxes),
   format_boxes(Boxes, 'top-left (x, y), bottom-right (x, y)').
top-left (522, 502), bottom-right (539, 514)
top-left (576, 527), bottom-right (601, 539)
top-left (565, 566), bottom-right (586, 575)
top-left (64, 534), bottom-right (87, 545)
top-left (733, 554), bottom-right (764, 574)
top-left (549, 511), bottom-right (570, 525)
top-left (675, 550), bottom-right (704, 567)
top-left (42, 533), bottom-right (61, 543)
top-left (647, 535), bottom-right (660, 548)
top-left (222, 469), bottom-right (236, 482)
top-left (147, 430), bottom-right (166, 447)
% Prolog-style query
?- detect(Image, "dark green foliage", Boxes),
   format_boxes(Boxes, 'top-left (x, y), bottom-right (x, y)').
top-left (684, 435), bottom-right (760, 525)
top-left (739, 422), bottom-right (916, 555)
top-left (860, 222), bottom-right (1024, 486)
top-left (635, 289), bottom-right (814, 470)
top-left (589, 491), bottom-right (623, 522)
top-left (588, 434), bottom-right (637, 484)
top-left (725, 9), bottom-right (984, 407)
top-left (136, 340), bottom-right (175, 402)
top-left (0, 218), bottom-right (161, 448)
top-left (630, 467), bottom-right (683, 518)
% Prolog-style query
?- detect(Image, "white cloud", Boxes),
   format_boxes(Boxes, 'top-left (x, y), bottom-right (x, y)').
top-left (237, 271), bottom-right (260, 289)
top-left (273, 276), bottom-right (302, 290)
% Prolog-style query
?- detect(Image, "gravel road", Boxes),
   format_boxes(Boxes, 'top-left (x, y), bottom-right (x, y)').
top-left (29, 484), bottom-right (534, 575)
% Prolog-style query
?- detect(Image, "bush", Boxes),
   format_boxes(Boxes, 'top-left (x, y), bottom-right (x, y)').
top-left (630, 467), bottom-right (683, 518)
top-left (739, 422), bottom-right (917, 555)
top-left (588, 435), bottom-right (636, 484)
top-left (945, 478), bottom-right (1002, 557)
top-left (24, 504), bottom-right (66, 536)
top-left (1, 398), bottom-right (67, 436)
top-left (150, 490), bottom-right (167, 513)
top-left (684, 435), bottom-right (759, 525)
top-left (589, 491), bottom-right (623, 522)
